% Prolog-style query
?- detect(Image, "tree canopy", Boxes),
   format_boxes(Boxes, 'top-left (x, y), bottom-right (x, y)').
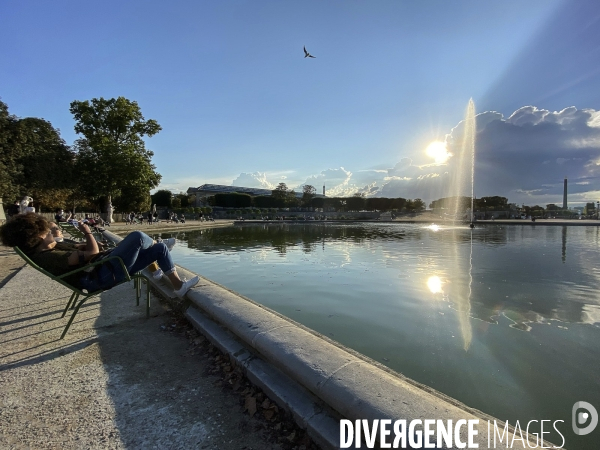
top-left (70, 97), bottom-right (162, 211)
top-left (0, 100), bottom-right (75, 209)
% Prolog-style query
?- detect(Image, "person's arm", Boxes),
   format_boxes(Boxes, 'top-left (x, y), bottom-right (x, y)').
top-left (67, 222), bottom-right (99, 265)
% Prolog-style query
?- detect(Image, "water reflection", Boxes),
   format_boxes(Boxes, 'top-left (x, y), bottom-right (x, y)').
top-left (166, 222), bottom-right (600, 449)
top-left (172, 223), bottom-right (600, 330)
top-left (426, 275), bottom-right (443, 294)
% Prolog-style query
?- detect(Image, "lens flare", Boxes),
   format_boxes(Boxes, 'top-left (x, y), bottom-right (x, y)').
top-left (426, 141), bottom-right (451, 164)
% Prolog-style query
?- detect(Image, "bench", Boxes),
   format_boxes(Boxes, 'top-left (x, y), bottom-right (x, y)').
top-left (14, 247), bottom-right (150, 339)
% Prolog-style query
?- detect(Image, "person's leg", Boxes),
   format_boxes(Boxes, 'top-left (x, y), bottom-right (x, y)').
top-left (125, 241), bottom-right (191, 290)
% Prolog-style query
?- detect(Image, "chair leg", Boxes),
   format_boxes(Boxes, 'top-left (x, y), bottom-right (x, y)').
top-left (62, 292), bottom-right (78, 318)
top-left (135, 277), bottom-right (140, 306)
top-left (146, 278), bottom-right (151, 318)
top-left (60, 296), bottom-right (90, 339)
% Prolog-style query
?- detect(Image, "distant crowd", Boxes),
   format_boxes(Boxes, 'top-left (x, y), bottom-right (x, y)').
top-left (123, 210), bottom-right (214, 225)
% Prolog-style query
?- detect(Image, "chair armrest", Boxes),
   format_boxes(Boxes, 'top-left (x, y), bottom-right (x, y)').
top-left (55, 256), bottom-right (131, 282)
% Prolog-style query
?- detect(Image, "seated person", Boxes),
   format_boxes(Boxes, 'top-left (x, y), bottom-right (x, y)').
top-left (94, 215), bottom-right (110, 227)
top-left (180, 214), bottom-right (185, 223)
top-left (55, 209), bottom-right (72, 223)
top-left (0, 213), bottom-right (198, 297)
top-left (83, 214), bottom-right (97, 227)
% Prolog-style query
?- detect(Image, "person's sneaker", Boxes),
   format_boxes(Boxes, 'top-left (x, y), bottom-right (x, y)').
top-left (152, 269), bottom-right (164, 280)
top-left (158, 237), bottom-right (176, 251)
top-left (174, 276), bottom-right (199, 298)
top-left (164, 238), bottom-right (176, 251)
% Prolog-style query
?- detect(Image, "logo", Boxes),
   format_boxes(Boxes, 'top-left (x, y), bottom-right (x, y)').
top-left (572, 401), bottom-right (598, 436)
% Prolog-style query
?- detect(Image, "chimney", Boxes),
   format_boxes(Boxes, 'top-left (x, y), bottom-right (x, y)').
top-left (563, 178), bottom-right (568, 209)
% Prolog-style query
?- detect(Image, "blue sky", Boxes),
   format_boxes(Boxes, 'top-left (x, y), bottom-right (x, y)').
top-left (3, 0), bottom-right (600, 205)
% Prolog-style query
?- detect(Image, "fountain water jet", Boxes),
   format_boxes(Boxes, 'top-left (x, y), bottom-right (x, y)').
top-left (449, 98), bottom-right (476, 224)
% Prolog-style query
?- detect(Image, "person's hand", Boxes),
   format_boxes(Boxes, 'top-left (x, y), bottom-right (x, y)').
top-left (78, 222), bottom-right (92, 235)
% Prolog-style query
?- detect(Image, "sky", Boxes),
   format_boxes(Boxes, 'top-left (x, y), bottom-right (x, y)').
top-left (2, 0), bottom-right (600, 206)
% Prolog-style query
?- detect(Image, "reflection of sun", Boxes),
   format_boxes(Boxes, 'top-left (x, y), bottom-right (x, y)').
top-left (426, 141), bottom-right (451, 164)
top-left (427, 276), bottom-right (443, 294)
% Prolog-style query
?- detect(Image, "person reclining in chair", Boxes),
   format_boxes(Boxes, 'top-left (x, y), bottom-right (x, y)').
top-left (0, 213), bottom-right (198, 297)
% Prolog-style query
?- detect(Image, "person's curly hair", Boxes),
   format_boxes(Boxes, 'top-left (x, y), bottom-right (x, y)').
top-left (0, 212), bottom-right (49, 254)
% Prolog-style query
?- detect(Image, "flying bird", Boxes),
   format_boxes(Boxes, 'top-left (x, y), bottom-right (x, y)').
top-left (303, 46), bottom-right (315, 58)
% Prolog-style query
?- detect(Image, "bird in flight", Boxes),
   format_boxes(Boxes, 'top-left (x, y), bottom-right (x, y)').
top-left (304, 46), bottom-right (316, 58)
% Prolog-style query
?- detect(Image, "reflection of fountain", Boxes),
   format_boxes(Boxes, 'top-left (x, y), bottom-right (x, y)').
top-left (561, 226), bottom-right (567, 263)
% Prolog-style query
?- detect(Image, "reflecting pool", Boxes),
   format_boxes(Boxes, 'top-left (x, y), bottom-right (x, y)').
top-left (160, 223), bottom-right (600, 448)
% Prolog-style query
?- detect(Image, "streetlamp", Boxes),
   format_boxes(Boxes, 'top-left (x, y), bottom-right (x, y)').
top-left (483, 198), bottom-right (487, 220)
top-left (597, 201), bottom-right (599, 220)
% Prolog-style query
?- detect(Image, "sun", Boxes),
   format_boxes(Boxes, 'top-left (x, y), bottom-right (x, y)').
top-left (426, 141), bottom-right (451, 164)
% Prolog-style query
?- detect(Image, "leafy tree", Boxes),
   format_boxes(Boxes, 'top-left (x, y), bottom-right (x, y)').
top-left (254, 195), bottom-right (277, 208)
top-left (113, 184), bottom-right (151, 212)
top-left (0, 101), bottom-right (75, 208)
top-left (301, 184), bottom-right (316, 206)
top-left (311, 197), bottom-right (325, 209)
top-left (171, 196), bottom-right (182, 208)
top-left (286, 190), bottom-right (300, 207)
top-left (151, 189), bottom-right (172, 207)
top-left (270, 183), bottom-right (289, 208)
top-left (18, 117), bottom-right (75, 210)
top-left (213, 192), bottom-right (252, 208)
top-left (174, 193), bottom-right (188, 208)
top-left (0, 100), bottom-right (21, 200)
top-left (70, 97), bottom-right (162, 215)
top-left (412, 198), bottom-right (425, 212)
top-left (346, 193), bottom-right (366, 211)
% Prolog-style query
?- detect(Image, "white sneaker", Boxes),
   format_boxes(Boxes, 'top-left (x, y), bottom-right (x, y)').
top-left (159, 237), bottom-right (176, 251)
top-left (174, 276), bottom-right (199, 298)
top-left (152, 269), bottom-right (164, 280)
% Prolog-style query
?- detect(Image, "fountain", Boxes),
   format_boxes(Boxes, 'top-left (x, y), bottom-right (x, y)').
top-left (448, 98), bottom-right (476, 225)
top-left (446, 99), bottom-right (477, 350)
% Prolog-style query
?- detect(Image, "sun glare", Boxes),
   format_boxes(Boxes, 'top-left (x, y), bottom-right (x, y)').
top-left (426, 141), bottom-right (451, 164)
top-left (427, 276), bottom-right (444, 294)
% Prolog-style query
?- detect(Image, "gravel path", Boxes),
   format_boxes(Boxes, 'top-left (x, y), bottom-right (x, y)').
top-left (0, 247), bottom-right (317, 449)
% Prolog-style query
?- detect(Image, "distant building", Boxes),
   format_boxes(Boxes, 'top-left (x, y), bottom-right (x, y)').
top-left (187, 184), bottom-right (325, 207)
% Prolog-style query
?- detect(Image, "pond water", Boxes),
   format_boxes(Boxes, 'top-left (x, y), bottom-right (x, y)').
top-left (158, 223), bottom-right (600, 448)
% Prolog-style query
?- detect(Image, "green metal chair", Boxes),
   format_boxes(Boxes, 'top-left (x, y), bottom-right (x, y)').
top-left (57, 222), bottom-right (102, 241)
top-left (14, 247), bottom-right (150, 339)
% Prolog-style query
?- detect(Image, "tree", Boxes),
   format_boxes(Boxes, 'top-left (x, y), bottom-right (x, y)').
top-left (271, 183), bottom-right (289, 208)
top-left (413, 198), bottom-right (425, 212)
top-left (18, 117), bottom-right (75, 210)
top-left (301, 184), bottom-right (316, 206)
top-left (171, 196), bottom-right (182, 208)
top-left (0, 99), bottom-right (21, 201)
top-left (213, 193), bottom-right (252, 208)
top-left (151, 189), bottom-right (173, 207)
top-left (272, 182), bottom-right (288, 200)
top-left (311, 197), bottom-right (325, 209)
top-left (70, 97), bottom-right (162, 215)
top-left (346, 193), bottom-right (366, 211)
top-left (0, 100), bottom-right (75, 208)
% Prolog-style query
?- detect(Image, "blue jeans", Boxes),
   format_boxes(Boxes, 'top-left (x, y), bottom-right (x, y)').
top-left (90, 231), bottom-right (174, 290)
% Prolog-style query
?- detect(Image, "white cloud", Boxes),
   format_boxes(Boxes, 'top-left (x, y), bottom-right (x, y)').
top-left (210, 105), bottom-right (600, 205)
top-left (232, 172), bottom-right (274, 189)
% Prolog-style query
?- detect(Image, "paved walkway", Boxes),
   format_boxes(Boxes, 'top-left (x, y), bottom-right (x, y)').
top-left (0, 258), bottom-right (288, 449)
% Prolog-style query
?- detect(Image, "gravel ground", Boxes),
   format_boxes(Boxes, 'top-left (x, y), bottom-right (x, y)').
top-left (0, 244), bottom-right (25, 289)
top-left (0, 246), bottom-right (319, 450)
